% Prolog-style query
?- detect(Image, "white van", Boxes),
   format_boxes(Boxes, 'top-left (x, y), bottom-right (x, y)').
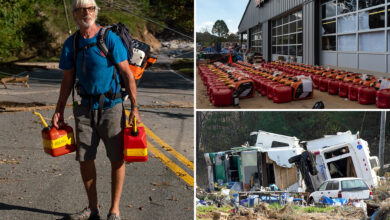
top-left (309, 178), bottom-right (372, 204)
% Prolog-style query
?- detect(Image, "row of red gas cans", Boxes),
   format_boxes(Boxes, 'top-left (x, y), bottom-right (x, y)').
top-left (311, 75), bottom-right (390, 108)
top-left (231, 63), bottom-right (313, 103)
top-left (262, 62), bottom-right (390, 108)
top-left (198, 65), bottom-right (233, 106)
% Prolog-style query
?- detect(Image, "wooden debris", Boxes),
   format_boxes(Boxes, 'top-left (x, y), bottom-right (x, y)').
top-left (1, 75), bottom-right (29, 89)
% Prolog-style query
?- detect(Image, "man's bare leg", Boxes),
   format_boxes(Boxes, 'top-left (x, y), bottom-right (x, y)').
top-left (80, 160), bottom-right (98, 210)
top-left (109, 160), bottom-right (125, 215)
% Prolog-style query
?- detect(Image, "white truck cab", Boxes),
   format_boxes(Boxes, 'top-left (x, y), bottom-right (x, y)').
top-left (304, 131), bottom-right (379, 191)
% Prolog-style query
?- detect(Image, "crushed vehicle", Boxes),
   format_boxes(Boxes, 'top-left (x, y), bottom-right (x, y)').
top-left (289, 131), bottom-right (379, 192)
top-left (204, 130), bottom-right (379, 194)
top-left (204, 131), bottom-right (305, 192)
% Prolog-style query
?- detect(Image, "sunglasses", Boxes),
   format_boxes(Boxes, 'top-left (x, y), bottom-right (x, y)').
top-left (75, 6), bottom-right (96, 13)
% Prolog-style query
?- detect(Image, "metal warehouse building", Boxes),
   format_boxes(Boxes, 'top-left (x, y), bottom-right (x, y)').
top-left (238, 0), bottom-right (390, 74)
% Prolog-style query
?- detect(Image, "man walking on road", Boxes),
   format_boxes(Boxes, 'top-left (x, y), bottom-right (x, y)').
top-left (52, 0), bottom-right (140, 219)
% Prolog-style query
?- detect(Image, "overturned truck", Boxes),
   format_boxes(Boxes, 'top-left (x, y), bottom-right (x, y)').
top-left (289, 131), bottom-right (379, 192)
top-left (204, 130), bottom-right (379, 193)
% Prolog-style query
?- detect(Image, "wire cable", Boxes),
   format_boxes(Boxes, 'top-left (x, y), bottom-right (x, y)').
top-left (100, 0), bottom-right (193, 40)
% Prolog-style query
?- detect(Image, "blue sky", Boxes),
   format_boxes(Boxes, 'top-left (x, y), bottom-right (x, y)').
top-left (196, 0), bottom-right (248, 34)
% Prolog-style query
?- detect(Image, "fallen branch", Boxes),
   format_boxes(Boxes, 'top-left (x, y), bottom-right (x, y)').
top-left (1, 75), bottom-right (30, 89)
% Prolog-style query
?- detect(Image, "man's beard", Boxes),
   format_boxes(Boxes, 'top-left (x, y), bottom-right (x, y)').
top-left (79, 15), bottom-right (95, 28)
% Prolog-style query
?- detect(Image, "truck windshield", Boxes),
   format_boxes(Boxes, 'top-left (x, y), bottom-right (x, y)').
top-left (341, 179), bottom-right (369, 191)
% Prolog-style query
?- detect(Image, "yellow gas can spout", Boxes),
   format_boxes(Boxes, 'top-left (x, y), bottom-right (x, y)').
top-left (33, 111), bottom-right (48, 128)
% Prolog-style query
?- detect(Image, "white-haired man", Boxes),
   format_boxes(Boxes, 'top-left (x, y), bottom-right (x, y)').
top-left (52, 0), bottom-right (140, 219)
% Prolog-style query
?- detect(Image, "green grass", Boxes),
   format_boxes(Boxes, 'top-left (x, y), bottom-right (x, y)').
top-left (171, 58), bottom-right (194, 69)
top-left (171, 58), bottom-right (194, 78)
top-left (177, 68), bottom-right (194, 76)
top-left (268, 203), bottom-right (283, 210)
top-left (196, 205), bottom-right (231, 215)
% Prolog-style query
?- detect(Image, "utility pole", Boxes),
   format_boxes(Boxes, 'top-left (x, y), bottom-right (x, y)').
top-left (379, 111), bottom-right (386, 175)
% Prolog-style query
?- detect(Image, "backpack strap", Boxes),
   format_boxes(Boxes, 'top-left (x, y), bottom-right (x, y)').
top-left (97, 26), bottom-right (120, 90)
top-left (72, 30), bottom-right (80, 108)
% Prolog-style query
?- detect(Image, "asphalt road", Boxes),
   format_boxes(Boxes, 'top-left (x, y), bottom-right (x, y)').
top-left (0, 56), bottom-right (194, 220)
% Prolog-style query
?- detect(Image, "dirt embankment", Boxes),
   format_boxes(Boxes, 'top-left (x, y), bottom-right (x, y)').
top-left (198, 203), bottom-right (366, 220)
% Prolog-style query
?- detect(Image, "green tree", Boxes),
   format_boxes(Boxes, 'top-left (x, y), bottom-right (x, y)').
top-left (147, 0), bottom-right (194, 35)
top-left (212, 20), bottom-right (229, 38)
top-left (226, 33), bottom-right (239, 42)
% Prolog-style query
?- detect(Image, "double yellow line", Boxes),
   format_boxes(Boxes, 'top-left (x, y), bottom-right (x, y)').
top-left (125, 110), bottom-right (194, 187)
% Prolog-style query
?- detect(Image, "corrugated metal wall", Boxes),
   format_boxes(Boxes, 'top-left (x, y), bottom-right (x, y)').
top-left (302, 1), bottom-right (316, 65)
top-left (239, 0), bottom-right (318, 65)
top-left (262, 21), bottom-right (270, 61)
top-left (238, 0), bottom-right (306, 33)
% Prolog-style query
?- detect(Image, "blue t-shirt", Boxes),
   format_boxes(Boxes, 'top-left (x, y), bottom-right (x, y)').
top-left (59, 29), bottom-right (128, 109)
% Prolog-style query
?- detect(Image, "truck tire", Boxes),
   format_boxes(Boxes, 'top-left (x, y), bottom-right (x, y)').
top-left (288, 154), bottom-right (301, 164)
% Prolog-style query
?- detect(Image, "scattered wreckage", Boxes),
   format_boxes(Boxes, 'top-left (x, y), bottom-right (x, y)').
top-left (203, 130), bottom-right (379, 198)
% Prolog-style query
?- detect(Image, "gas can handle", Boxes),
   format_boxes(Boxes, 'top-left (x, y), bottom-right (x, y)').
top-left (133, 117), bottom-right (137, 133)
top-left (130, 116), bottom-right (139, 136)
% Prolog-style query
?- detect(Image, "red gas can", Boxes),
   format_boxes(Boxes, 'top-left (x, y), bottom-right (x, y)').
top-left (211, 88), bottom-right (233, 106)
top-left (273, 86), bottom-right (292, 103)
top-left (123, 118), bottom-right (148, 162)
top-left (358, 86), bottom-right (376, 105)
top-left (348, 84), bottom-right (360, 101)
top-left (376, 89), bottom-right (390, 108)
top-left (34, 112), bottom-right (75, 157)
top-left (267, 82), bottom-right (280, 100)
top-left (339, 81), bottom-right (350, 98)
top-left (260, 79), bottom-right (272, 96)
top-left (252, 77), bottom-right (262, 93)
top-left (311, 75), bottom-right (321, 89)
top-left (319, 77), bottom-right (330, 92)
top-left (328, 80), bottom-right (340, 95)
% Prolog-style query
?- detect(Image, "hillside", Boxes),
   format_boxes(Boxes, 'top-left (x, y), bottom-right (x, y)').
top-left (0, 0), bottom-right (193, 63)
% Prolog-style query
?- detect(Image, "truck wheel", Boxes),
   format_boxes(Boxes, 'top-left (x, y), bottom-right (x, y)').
top-left (288, 154), bottom-right (301, 164)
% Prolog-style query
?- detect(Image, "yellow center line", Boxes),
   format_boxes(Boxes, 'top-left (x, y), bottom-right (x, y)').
top-left (147, 141), bottom-right (194, 187)
top-left (144, 126), bottom-right (194, 170)
top-left (125, 110), bottom-right (194, 171)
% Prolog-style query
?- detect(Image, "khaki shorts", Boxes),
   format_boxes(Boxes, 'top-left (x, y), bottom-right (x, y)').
top-left (73, 103), bottom-right (125, 162)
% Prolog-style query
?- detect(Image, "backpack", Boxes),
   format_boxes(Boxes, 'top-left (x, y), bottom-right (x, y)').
top-left (72, 22), bottom-right (157, 103)
top-left (97, 23), bottom-right (157, 84)
top-left (71, 23), bottom-right (157, 125)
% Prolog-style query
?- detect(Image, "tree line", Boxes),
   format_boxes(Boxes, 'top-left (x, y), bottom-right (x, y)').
top-left (197, 19), bottom-right (239, 48)
top-left (0, 0), bottom-right (193, 63)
